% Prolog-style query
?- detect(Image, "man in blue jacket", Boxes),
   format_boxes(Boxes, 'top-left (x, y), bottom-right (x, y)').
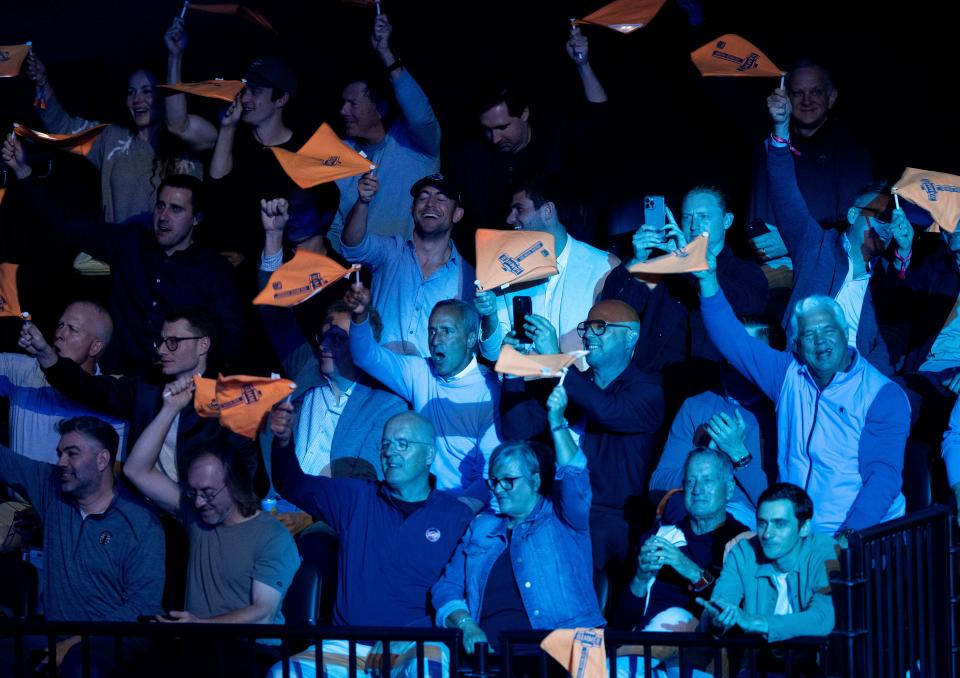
top-left (697, 254), bottom-right (909, 535)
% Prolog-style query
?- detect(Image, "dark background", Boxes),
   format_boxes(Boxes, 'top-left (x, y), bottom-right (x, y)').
top-left (2, 0), bottom-right (957, 211)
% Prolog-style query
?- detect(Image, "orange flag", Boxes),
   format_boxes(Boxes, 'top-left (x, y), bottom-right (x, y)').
top-left (187, 4), bottom-right (277, 33)
top-left (0, 44), bottom-right (30, 78)
top-left (494, 345), bottom-right (588, 380)
top-left (0, 263), bottom-right (23, 319)
top-left (13, 122), bottom-right (109, 157)
top-left (575, 0), bottom-right (666, 34)
top-left (192, 376), bottom-right (221, 418)
top-left (270, 123), bottom-right (376, 189)
top-left (690, 35), bottom-right (783, 78)
top-left (629, 232), bottom-right (709, 275)
top-left (216, 375), bottom-right (296, 439)
top-left (893, 168), bottom-right (960, 234)
top-left (0, 188), bottom-right (5, 207)
top-left (253, 250), bottom-right (360, 307)
top-left (475, 229), bottom-right (558, 291)
top-left (541, 628), bottom-right (606, 678)
top-left (158, 79), bottom-right (245, 102)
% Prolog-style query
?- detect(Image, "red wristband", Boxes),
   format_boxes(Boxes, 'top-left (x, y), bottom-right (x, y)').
top-left (770, 133), bottom-right (801, 157)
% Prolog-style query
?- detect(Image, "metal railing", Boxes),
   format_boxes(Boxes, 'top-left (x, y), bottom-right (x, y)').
top-left (831, 503), bottom-right (958, 678)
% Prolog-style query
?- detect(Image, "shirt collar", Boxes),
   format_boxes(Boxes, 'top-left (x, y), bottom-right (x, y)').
top-left (440, 355), bottom-right (478, 383)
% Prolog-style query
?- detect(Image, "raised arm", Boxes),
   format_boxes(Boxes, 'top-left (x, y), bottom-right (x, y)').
top-left (209, 93), bottom-right (243, 179)
top-left (122, 378), bottom-right (193, 514)
top-left (164, 17), bottom-right (218, 151)
top-left (697, 261), bottom-right (791, 401)
top-left (342, 173), bottom-right (377, 248)
top-left (345, 283), bottom-right (421, 402)
top-left (28, 51), bottom-right (100, 136)
top-left (372, 14), bottom-right (441, 157)
top-left (566, 26), bottom-right (608, 104)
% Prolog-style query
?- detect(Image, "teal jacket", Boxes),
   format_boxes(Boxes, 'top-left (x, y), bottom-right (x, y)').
top-left (711, 532), bottom-right (840, 642)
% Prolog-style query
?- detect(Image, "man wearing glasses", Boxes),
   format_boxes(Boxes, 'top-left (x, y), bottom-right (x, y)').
top-left (22, 307), bottom-right (260, 484)
top-left (501, 300), bottom-right (663, 606)
top-left (266, 410), bottom-right (473, 676)
top-left (764, 86), bottom-right (910, 375)
top-left (121, 380), bottom-right (299, 676)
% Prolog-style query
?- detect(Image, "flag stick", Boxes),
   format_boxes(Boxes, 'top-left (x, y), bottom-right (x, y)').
top-left (893, 192), bottom-right (900, 210)
top-left (375, 0), bottom-right (381, 16)
top-left (558, 368), bottom-right (568, 386)
top-left (180, 1), bottom-right (190, 19)
top-left (354, 267), bottom-right (360, 285)
top-left (779, 74), bottom-right (785, 90)
top-left (569, 19), bottom-right (584, 61)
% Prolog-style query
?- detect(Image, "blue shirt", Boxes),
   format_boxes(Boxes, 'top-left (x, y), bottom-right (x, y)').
top-left (271, 437), bottom-right (473, 627)
top-left (432, 451), bottom-right (605, 630)
top-left (343, 234), bottom-right (474, 357)
top-left (0, 446), bottom-right (165, 622)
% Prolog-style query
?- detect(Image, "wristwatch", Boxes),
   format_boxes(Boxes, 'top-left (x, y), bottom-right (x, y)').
top-left (733, 452), bottom-right (753, 469)
top-left (689, 570), bottom-right (715, 592)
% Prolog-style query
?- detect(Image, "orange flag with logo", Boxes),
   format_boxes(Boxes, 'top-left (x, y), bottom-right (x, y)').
top-left (0, 45), bottom-right (30, 78)
top-left (629, 232), bottom-right (709, 275)
top-left (187, 4), bottom-right (277, 33)
top-left (253, 250), bottom-right (360, 307)
top-left (159, 80), bottom-right (245, 102)
top-left (691, 35), bottom-right (783, 78)
top-left (495, 345), bottom-right (588, 380)
top-left (192, 376), bottom-right (221, 418)
top-left (575, 0), bottom-right (666, 34)
top-left (13, 122), bottom-right (109, 157)
top-left (0, 263), bottom-right (23, 318)
top-left (215, 375), bottom-right (296, 439)
top-left (271, 123), bottom-right (376, 189)
top-left (475, 229), bottom-right (558, 291)
top-left (894, 168), bottom-right (960, 234)
top-left (541, 628), bottom-right (606, 678)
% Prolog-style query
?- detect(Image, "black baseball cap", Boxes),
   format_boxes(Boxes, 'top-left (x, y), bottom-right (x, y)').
top-left (243, 56), bottom-right (297, 96)
top-left (409, 173), bottom-right (463, 205)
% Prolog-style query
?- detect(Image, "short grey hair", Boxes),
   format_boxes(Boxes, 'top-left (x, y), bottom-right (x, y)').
top-left (682, 446), bottom-right (734, 485)
top-left (787, 295), bottom-right (848, 353)
top-left (489, 441), bottom-right (541, 478)
top-left (432, 299), bottom-right (480, 341)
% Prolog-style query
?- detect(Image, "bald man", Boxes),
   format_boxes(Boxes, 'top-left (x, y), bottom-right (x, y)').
top-left (270, 410), bottom-right (473, 627)
top-left (501, 299), bottom-right (664, 603)
top-left (3, 302), bottom-right (127, 462)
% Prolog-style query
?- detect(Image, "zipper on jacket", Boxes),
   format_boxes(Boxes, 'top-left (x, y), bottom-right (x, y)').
top-left (802, 390), bottom-right (823, 493)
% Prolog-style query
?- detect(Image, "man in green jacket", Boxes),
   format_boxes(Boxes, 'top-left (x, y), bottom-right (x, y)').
top-left (700, 483), bottom-right (840, 642)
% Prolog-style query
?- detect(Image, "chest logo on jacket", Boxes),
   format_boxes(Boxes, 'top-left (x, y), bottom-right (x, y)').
top-left (424, 528), bottom-right (441, 542)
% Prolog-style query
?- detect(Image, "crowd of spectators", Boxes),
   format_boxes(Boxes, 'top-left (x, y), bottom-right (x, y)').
top-left (0, 6), bottom-right (956, 677)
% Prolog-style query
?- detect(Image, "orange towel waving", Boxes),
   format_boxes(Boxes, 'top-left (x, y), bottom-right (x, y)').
top-left (475, 229), bottom-right (558, 291)
top-left (629, 232), bottom-right (710, 275)
top-left (159, 80), bottom-right (245, 102)
top-left (575, 0), bottom-right (666, 34)
top-left (13, 122), bottom-right (109, 157)
top-left (271, 123), bottom-right (376, 189)
top-left (894, 168), bottom-right (960, 233)
top-left (0, 44), bottom-right (31, 78)
top-left (691, 35), bottom-right (783, 78)
top-left (253, 250), bottom-right (360, 307)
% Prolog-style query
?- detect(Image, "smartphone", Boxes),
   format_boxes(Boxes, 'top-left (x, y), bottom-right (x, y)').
top-left (512, 296), bottom-right (533, 343)
top-left (643, 196), bottom-right (666, 231)
top-left (744, 219), bottom-right (771, 239)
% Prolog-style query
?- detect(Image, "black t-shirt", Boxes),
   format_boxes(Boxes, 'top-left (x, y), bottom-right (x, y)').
top-left (204, 127), bottom-right (340, 269)
top-left (613, 515), bottom-right (749, 630)
top-left (479, 538), bottom-right (531, 648)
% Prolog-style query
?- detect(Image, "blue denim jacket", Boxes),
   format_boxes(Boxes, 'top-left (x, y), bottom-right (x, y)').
top-left (432, 451), bottom-right (605, 630)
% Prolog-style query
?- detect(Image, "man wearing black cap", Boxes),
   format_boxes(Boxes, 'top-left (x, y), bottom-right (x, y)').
top-left (340, 173), bottom-right (475, 357)
top-left (163, 20), bottom-right (339, 279)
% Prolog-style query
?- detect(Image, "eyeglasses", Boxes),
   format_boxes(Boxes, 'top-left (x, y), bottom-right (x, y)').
top-left (486, 475), bottom-right (525, 492)
top-left (154, 336), bottom-right (204, 352)
top-left (380, 438), bottom-right (433, 453)
top-left (184, 485), bottom-right (227, 504)
top-left (576, 320), bottom-right (632, 338)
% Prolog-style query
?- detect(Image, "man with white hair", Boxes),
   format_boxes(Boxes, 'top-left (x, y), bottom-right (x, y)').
top-left (697, 257), bottom-right (910, 535)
